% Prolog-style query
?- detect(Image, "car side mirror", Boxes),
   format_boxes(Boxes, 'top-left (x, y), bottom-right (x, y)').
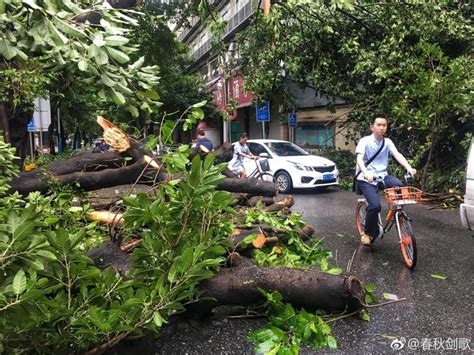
top-left (259, 153), bottom-right (270, 158)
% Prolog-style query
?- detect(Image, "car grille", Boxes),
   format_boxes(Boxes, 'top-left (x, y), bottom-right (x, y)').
top-left (314, 178), bottom-right (337, 184)
top-left (312, 165), bottom-right (335, 173)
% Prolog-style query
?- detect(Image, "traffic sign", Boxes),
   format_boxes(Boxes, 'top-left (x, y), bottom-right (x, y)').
top-left (256, 101), bottom-right (270, 122)
top-left (27, 119), bottom-right (35, 132)
top-left (288, 112), bottom-right (297, 128)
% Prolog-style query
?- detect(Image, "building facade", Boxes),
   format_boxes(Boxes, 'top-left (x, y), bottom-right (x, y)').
top-left (176, 0), bottom-right (355, 151)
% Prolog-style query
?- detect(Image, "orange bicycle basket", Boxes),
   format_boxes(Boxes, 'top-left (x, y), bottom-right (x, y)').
top-left (384, 186), bottom-right (423, 205)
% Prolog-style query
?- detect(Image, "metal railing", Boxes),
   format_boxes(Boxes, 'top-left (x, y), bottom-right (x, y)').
top-left (189, 0), bottom-right (256, 62)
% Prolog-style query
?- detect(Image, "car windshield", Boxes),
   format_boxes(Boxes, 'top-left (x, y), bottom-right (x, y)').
top-left (265, 142), bottom-right (308, 156)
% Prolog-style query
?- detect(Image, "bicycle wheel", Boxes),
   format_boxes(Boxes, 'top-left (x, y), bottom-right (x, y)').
top-left (397, 213), bottom-right (417, 269)
top-left (355, 201), bottom-right (368, 237)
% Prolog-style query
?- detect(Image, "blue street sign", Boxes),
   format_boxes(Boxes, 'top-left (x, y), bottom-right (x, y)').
top-left (256, 101), bottom-right (270, 122)
top-left (27, 118), bottom-right (35, 132)
top-left (288, 112), bottom-right (297, 128)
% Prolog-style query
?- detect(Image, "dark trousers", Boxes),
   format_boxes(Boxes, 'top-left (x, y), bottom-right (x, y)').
top-left (358, 175), bottom-right (403, 239)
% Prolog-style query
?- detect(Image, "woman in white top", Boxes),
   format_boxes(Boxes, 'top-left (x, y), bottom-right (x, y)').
top-left (228, 132), bottom-right (257, 178)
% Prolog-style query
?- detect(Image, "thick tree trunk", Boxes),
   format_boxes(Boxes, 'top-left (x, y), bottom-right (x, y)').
top-left (46, 151), bottom-right (124, 175)
top-left (217, 177), bottom-right (279, 197)
top-left (197, 266), bottom-right (365, 312)
top-left (84, 184), bottom-right (155, 210)
top-left (7, 157), bottom-right (169, 196)
top-left (86, 242), bottom-right (365, 313)
top-left (9, 107), bottom-right (32, 167)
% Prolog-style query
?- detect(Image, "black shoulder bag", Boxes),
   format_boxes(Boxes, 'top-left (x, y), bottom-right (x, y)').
top-left (352, 138), bottom-right (385, 195)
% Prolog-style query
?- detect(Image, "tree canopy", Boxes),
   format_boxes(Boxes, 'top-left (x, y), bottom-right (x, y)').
top-left (1, 0), bottom-right (163, 116)
top-left (236, 0), bottom-right (473, 188)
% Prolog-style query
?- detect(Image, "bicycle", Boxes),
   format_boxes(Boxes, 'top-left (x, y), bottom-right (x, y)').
top-left (355, 176), bottom-right (423, 269)
top-left (236, 157), bottom-right (274, 181)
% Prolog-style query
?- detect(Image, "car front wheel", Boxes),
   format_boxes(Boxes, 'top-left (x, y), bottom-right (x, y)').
top-left (275, 171), bottom-right (293, 193)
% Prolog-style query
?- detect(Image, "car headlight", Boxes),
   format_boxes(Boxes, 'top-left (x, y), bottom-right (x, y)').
top-left (291, 162), bottom-right (313, 171)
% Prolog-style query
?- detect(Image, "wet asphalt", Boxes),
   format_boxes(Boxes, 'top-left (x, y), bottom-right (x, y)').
top-left (111, 188), bottom-right (473, 354)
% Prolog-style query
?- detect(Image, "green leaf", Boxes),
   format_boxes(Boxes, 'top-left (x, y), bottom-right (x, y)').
top-left (192, 100), bottom-right (207, 108)
top-left (109, 89), bottom-right (126, 106)
top-left (52, 17), bottom-right (87, 40)
top-left (46, 19), bottom-right (68, 45)
top-left (327, 267), bottom-right (343, 275)
top-left (107, 47), bottom-right (130, 64)
top-left (104, 35), bottom-right (129, 46)
top-left (359, 309), bottom-right (370, 321)
top-left (144, 89), bottom-right (160, 100)
top-left (95, 49), bottom-right (109, 66)
top-left (152, 311), bottom-right (167, 327)
top-left (12, 269), bottom-right (27, 295)
top-left (431, 274), bottom-right (448, 280)
top-left (45, 217), bottom-right (59, 224)
top-left (364, 284), bottom-right (376, 292)
top-left (129, 56), bottom-right (145, 70)
top-left (0, 41), bottom-right (18, 61)
top-left (327, 335), bottom-right (337, 349)
top-left (87, 44), bottom-right (99, 58)
top-left (78, 59), bottom-right (88, 72)
top-left (128, 105), bottom-right (139, 118)
top-left (35, 250), bottom-right (57, 261)
top-left (27, 259), bottom-right (44, 271)
top-left (62, 0), bottom-right (82, 14)
top-left (320, 258), bottom-right (328, 271)
top-left (100, 73), bottom-right (116, 87)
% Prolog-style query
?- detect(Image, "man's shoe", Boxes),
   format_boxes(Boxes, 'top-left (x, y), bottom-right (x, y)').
top-left (360, 234), bottom-right (372, 246)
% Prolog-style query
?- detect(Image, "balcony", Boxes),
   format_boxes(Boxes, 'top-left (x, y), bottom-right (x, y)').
top-left (224, 0), bottom-right (255, 37)
top-left (177, 0), bottom-right (223, 42)
top-left (190, 0), bottom-right (257, 62)
top-left (192, 39), bottom-right (212, 61)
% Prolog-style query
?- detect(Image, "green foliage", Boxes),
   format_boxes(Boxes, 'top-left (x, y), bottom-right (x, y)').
top-left (243, 208), bottom-right (343, 275)
top-left (237, 1), bottom-right (473, 191)
top-left (122, 2), bottom-right (218, 129)
top-left (248, 289), bottom-right (337, 353)
top-left (0, 135), bottom-right (19, 195)
top-left (0, 151), bottom-right (235, 352)
top-left (0, 68), bottom-right (55, 110)
top-left (1, 0), bottom-right (161, 118)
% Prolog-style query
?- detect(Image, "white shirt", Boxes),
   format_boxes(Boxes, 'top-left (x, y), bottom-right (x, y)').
top-left (355, 134), bottom-right (398, 183)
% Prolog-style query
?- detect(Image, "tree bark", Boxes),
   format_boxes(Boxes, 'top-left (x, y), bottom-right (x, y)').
top-left (46, 151), bottom-right (124, 175)
top-left (217, 177), bottom-right (279, 197)
top-left (197, 266), bottom-right (365, 312)
top-left (86, 242), bottom-right (365, 313)
top-left (7, 157), bottom-right (169, 196)
top-left (84, 184), bottom-right (156, 210)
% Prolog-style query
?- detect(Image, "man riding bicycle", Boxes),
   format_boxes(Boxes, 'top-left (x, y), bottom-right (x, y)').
top-left (355, 115), bottom-right (417, 245)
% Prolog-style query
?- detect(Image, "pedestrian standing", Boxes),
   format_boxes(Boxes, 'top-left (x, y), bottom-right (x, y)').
top-left (195, 130), bottom-right (214, 153)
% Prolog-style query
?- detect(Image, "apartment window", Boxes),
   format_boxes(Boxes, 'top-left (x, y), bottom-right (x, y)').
top-left (295, 123), bottom-right (334, 148)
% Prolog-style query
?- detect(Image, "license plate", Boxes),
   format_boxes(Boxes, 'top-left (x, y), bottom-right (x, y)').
top-left (323, 174), bottom-right (334, 181)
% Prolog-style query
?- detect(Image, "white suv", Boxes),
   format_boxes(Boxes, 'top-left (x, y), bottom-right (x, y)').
top-left (244, 139), bottom-right (339, 193)
top-left (460, 138), bottom-right (474, 230)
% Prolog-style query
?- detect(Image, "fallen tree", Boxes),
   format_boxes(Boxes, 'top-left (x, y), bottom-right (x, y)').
top-left (7, 117), bottom-right (279, 198)
top-left (197, 266), bottom-right (365, 312)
